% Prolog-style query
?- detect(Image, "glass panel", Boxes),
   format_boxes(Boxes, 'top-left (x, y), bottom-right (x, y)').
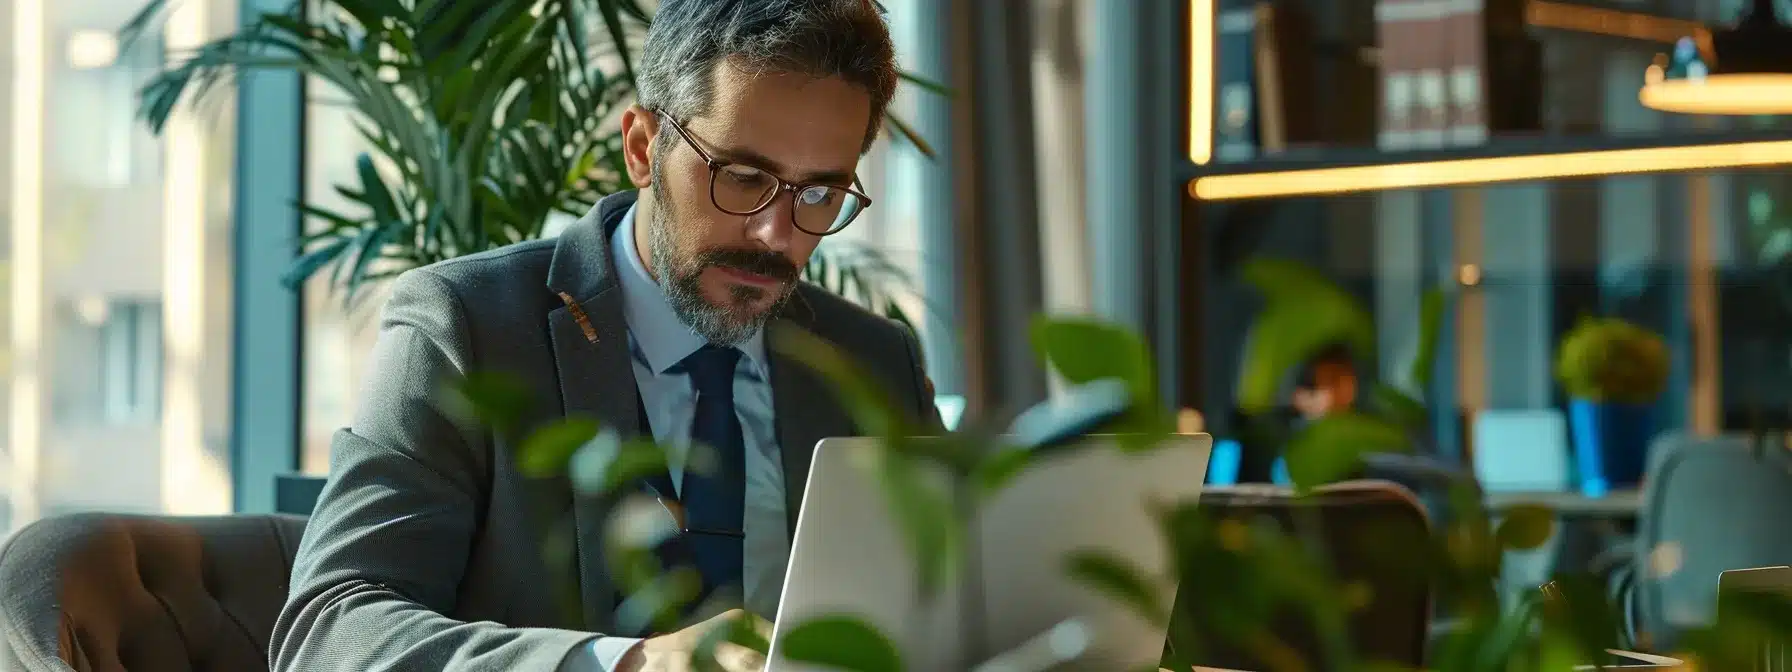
top-left (3, 0), bottom-right (236, 538)
top-left (1193, 167), bottom-right (1775, 486)
top-left (300, 66), bottom-right (383, 475)
top-left (1207, 0), bottom-right (1779, 164)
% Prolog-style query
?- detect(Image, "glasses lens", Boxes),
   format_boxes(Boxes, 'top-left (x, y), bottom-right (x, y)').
top-left (793, 186), bottom-right (867, 234)
top-left (710, 164), bottom-right (778, 214)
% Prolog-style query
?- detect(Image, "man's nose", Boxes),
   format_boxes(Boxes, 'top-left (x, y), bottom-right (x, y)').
top-left (744, 190), bottom-right (798, 252)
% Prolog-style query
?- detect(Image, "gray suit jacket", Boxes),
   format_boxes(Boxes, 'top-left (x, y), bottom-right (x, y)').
top-left (270, 191), bottom-right (939, 671)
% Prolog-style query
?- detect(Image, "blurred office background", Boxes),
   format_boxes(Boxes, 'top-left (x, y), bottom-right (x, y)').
top-left (4, 0), bottom-right (1792, 542)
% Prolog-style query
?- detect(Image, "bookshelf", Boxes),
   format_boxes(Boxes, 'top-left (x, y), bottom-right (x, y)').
top-left (1184, 0), bottom-right (1792, 200)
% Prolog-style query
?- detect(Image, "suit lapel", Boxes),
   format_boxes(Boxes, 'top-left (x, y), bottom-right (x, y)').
top-left (544, 192), bottom-right (642, 631)
top-left (768, 312), bottom-right (856, 538)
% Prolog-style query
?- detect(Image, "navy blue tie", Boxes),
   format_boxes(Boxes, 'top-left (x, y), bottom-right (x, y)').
top-left (678, 345), bottom-right (746, 600)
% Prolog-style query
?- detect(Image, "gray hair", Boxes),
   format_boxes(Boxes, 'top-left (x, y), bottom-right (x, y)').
top-left (636, 0), bottom-right (898, 155)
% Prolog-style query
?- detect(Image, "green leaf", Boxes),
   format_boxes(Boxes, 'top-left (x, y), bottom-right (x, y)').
top-left (118, 0), bottom-right (174, 51)
top-left (897, 70), bottom-right (953, 96)
top-left (768, 322), bottom-right (909, 436)
top-left (1494, 504), bottom-right (1556, 551)
top-left (567, 434), bottom-right (675, 497)
top-left (444, 371), bottom-right (534, 434)
top-left (973, 448), bottom-right (1032, 493)
top-left (875, 449), bottom-right (960, 597)
top-left (1029, 316), bottom-right (1154, 402)
top-left (1283, 411), bottom-right (1411, 491)
top-left (779, 616), bottom-right (904, 672)
top-left (283, 236), bottom-right (354, 290)
top-left (1065, 550), bottom-right (1169, 625)
top-left (691, 610), bottom-right (773, 668)
top-left (611, 567), bottom-right (702, 637)
top-left (882, 111), bottom-right (937, 160)
top-left (1235, 258), bottom-right (1376, 414)
top-left (1410, 288), bottom-right (1446, 390)
top-left (517, 417), bottom-right (600, 478)
top-left (594, 0), bottom-right (638, 86)
top-left (1367, 383), bottom-right (1428, 430)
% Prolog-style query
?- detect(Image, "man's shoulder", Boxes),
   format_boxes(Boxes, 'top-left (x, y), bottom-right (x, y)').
top-left (411, 238), bottom-right (560, 289)
top-left (384, 238), bottom-right (562, 328)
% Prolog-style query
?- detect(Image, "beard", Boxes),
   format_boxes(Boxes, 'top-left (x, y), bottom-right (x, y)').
top-left (646, 173), bottom-right (799, 346)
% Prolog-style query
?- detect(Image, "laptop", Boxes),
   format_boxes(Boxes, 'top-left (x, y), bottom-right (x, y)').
top-left (767, 434), bottom-right (1213, 670)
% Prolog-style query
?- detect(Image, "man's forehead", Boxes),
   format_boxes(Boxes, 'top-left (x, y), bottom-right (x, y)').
top-left (690, 67), bottom-right (870, 183)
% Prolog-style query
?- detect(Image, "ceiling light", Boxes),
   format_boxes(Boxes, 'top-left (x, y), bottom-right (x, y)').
top-left (1640, 0), bottom-right (1792, 115)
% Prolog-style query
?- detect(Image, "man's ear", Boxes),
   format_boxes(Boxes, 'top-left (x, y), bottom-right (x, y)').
top-left (620, 104), bottom-right (657, 188)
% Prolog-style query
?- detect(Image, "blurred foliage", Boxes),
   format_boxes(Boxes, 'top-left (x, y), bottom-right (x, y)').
top-left (444, 307), bottom-right (1792, 670)
top-left (1555, 316), bottom-right (1670, 405)
top-left (1236, 258), bottom-right (1447, 489)
top-left (124, 0), bottom-right (938, 315)
top-left (1235, 258), bottom-right (1377, 416)
top-left (799, 240), bottom-right (925, 334)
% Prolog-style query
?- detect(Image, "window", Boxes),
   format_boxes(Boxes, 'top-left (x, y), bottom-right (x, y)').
top-left (50, 297), bottom-right (162, 426)
top-left (49, 26), bottom-right (164, 188)
top-left (3, 0), bottom-right (237, 533)
top-left (99, 300), bottom-right (162, 424)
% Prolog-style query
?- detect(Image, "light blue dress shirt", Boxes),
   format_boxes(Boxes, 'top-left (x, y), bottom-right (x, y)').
top-left (565, 205), bottom-right (791, 671)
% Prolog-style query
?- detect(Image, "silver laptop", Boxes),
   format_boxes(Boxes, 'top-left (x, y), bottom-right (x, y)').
top-left (767, 434), bottom-right (1212, 670)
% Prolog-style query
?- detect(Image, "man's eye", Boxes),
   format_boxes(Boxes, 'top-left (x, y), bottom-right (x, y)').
top-left (798, 188), bottom-right (837, 206)
top-left (722, 166), bottom-right (768, 185)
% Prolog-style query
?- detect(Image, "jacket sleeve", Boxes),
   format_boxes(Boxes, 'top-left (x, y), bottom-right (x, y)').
top-left (269, 269), bottom-right (603, 671)
top-left (898, 322), bottom-right (947, 434)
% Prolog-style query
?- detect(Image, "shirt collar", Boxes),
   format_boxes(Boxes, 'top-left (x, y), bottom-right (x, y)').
top-left (611, 203), bottom-right (768, 376)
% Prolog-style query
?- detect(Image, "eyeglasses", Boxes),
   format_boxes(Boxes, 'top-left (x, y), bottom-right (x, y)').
top-left (660, 114), bottom-right (872, 236)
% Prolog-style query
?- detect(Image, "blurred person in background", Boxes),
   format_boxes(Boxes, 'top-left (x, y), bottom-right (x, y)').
top-left (1291, 342), bottom-right (1360, 422)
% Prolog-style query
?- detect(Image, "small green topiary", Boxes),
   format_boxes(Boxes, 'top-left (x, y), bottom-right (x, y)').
top-left (1555, 316), bottom-right (1671, 405)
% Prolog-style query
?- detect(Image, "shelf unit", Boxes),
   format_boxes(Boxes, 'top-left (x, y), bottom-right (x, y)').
top-left (1181, 0), bottom-right (1792, 200)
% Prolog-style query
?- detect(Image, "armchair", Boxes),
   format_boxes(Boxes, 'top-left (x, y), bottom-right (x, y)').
top-left (0, 513), bottom-right (306, 671)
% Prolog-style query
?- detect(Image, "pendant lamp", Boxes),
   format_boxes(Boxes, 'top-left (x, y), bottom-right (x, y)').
top-left (1640, 0), bottom-right (1792, 115)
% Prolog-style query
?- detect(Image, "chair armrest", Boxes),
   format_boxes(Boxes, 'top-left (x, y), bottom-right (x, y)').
top-left (1588, 541), bottom-right (1640, 651)
top-left (1608, 562), bottom-right (1639, 651)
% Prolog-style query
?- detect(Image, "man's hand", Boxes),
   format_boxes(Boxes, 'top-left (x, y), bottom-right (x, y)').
top-left (615, 609), bottom-right (771, 672)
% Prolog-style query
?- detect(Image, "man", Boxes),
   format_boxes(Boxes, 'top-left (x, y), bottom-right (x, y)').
top-left (1290, 342), bottom-right (1358, 422)
top-left (1230, 342), bottom-right (1360, 484)
top-left (269, 2), bottom-right (938, 670)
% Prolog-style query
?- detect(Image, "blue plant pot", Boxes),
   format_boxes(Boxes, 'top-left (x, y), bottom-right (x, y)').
top-left (1566, 398), bottom-right (1657, 496)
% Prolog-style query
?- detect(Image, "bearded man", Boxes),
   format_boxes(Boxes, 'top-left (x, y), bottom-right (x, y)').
top-left (270, 2), bottom-right (940, 670)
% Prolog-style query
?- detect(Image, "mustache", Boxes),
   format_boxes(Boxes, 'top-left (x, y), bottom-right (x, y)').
top-left (698, 247), bottom-right (799, 282)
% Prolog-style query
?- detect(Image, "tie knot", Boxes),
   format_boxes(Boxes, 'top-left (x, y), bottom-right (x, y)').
top-left (681, 345), bottom-right (741, 396)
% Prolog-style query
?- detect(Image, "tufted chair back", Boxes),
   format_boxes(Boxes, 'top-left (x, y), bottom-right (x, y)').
top-left (0, 513), bottom-right (306, 671)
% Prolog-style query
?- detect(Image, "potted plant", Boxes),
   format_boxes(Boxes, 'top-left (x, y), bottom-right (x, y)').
top-left (1555, 316), bottom-right (1670, 496)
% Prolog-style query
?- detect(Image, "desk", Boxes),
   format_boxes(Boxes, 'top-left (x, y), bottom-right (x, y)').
top-left (1184, 649), bottom-right (1684, 671)
top-left (1485, 489), bottom-right (1642, 517)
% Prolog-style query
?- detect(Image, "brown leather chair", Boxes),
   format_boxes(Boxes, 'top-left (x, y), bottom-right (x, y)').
top-left (0, 513), bottom-right (306, 671)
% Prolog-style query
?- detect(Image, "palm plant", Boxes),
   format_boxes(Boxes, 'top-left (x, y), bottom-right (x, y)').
top-left (125, 0), bottom-right (934, 316)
